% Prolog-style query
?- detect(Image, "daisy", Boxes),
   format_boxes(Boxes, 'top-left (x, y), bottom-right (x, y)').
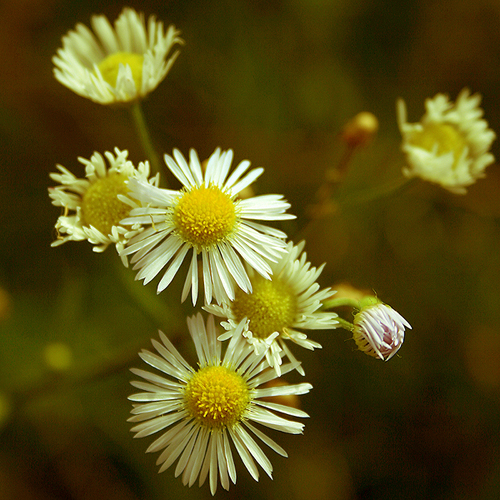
top-left (205, 241), bottom-right (339, 376)
top-left (53, 7), bottom-right (183, 105)
top-left (128, 313), bottom-right (312, 495)
top-left (397, 88), bottom-right (496, 194)
top-left (120, 148), bottom-right (295, 305)
top-left (49, 148), bottom-right (158, 265)
top-left (352, 298), bottom-right (411, 361)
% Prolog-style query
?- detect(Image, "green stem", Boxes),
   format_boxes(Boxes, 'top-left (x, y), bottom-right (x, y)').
top-left (322, 297), bottom-right (360, 310)
top-left (130, 101), bottom-right (165, 183)
top-left (336, 317), bottom-right (355, 332)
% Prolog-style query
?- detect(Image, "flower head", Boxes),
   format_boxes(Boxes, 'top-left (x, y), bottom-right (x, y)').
top-left (53, 7), bottom-right (183, 105)
top-left (352, 297), bottom-right (411, 361)
top-left (129, 313), bottom-right (312, 495)
top-left (120, 148), bottom-right (295, 305)
top-left (205, 241), bottom-right (338, 376)
top-left (397, 89), bottom-right (496, 194)
top-left (49, 148), bottom-right (158, 265)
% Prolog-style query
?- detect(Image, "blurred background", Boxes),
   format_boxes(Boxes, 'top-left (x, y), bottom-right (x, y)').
top-left (2, 0), bottom-right (500, 498)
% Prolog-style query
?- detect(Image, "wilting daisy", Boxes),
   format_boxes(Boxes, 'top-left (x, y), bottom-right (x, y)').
top-left (205, 241), bottom-right (339, 376)
top-left (49, 148), bottom-right (158, 265)
top-left (120, 148), bottom-right (295, 305)
top-left (53, 7), bottom-right (183, 104)
top-left (352, 298), bottom-right (411, 361)
top-left (129, 313), bottom-right (312, 495)
top-left (397, 88), bottom-right (496, 194)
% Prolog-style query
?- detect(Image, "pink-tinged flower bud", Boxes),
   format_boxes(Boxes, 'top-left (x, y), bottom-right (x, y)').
top-left (353, 298), bottom-right (411, 361)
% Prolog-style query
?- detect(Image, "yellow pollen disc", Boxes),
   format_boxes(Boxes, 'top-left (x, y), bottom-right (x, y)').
top-left (81, 173), bottom-right (131, 236)
top-left (184, 366), bottom-right (250, 428)
top-left (410, 123), bottom-right (467, 168)
top-left (97, 52), bottom-right (144, 90)
top-left (232, 276), bottom-right (297, 339)
top-left (174, 185), bottom-right (237, 248)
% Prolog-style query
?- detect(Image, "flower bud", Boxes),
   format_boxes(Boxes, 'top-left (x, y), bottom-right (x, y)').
top-left (353, 298), bottom-right (411, 361)
top-left (340, 112), bottom-right (379, 149)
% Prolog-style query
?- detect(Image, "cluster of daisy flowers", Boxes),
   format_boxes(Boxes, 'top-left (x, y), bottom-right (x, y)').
top-left (48, 141), bottom-right (352, 493)
top-left (54, 4), bottom-right (500, 495)
top-left (47, 144), bottom-right (411, 492)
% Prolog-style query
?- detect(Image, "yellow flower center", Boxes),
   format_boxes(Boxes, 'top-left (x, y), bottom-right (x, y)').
top-left (173, 185), bottom-right (237, 248)
top-left (97, 52), bottom-right (144, 90)
top-left (184, 365), bottom-right (250, 429)
top-left (232, 276), bottom-right (297, 339)
top-left (409, 123), bottom-right (467, 168)
top-left (81, 173), bottom-right (131, 236)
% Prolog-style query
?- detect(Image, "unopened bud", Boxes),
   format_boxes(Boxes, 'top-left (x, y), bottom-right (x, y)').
top-left (340, 112), bottom-right (379, 149)
top-left (353, 299), bottom-right (410, 361)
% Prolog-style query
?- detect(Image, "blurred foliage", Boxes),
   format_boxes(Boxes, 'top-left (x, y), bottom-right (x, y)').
top-left (1, 0), bottom-right (500, 499)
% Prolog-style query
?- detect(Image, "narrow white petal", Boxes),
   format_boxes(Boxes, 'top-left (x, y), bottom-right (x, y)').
top-left (202, 250), bottom-right (213, 305)
top-left (158, 424), bottom-right (198, 473)
top-left (243, 421), bottom-right (288, 457)
top-left (222, 430), bottom-right (237, 484)
top-left (211, 247), bottom-right (235, 301)
top-left (229, 168), bottom-right (263, 196)
top-left (233, 425), bottom-right (273, 478)
top-left (204, 148), bottom-right (221, 186)
top-left (145, 419), bottom-right (189, 454)
top-left (164, 152), bottom-right (192, 188)
top-left (228, 427), bottom-right (260, 482)
top-left (216, 432), bottom-right (230, 491)
top-left (181, 249), bottom-right (198, 305)
top-left (224, 159), bottom-right (251, 189)
top-left (215, 149), bottom-right (233, 186)
top-left (248, 407), bottom-right (305, 434)
top-left (130, 412), bottom-right (184, 438)
top-left (255, 400), bottom-right (310, 418)
top-left (157, 243), bottom-right (190, 292)
top-left (219, 242), bottom-right (251, 292)
top-left (186, 427), bottom-right (210, 487)
top-left (173, 149), bottom-right (196, 187)
top-left (174, 428), bottom-right (199, 478)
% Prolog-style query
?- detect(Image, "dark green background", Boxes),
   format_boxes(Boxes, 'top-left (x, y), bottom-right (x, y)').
top-left (1, 0), bottom-right (500, 498)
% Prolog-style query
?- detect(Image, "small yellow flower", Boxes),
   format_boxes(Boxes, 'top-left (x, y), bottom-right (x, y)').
top-left (398, 89), bottom-right (496, 194)
top-left (53, 7), bottom-right (183, 105)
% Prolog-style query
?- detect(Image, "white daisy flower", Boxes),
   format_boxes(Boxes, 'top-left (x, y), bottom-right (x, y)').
top-left (129, 313), bottom-right (312, 495)
top-left (120, 148), bottom-right (295, 305)
top-left (205, 241), bottom-right (339, 376)
top-left (352, 299), bottom-right (411, 361)
top-left (53, 7), bottom-right (183, 105)
top-left (49, 148), bottom-right (158, 266)
top-left (397, 88), bottom-right (496, 194)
